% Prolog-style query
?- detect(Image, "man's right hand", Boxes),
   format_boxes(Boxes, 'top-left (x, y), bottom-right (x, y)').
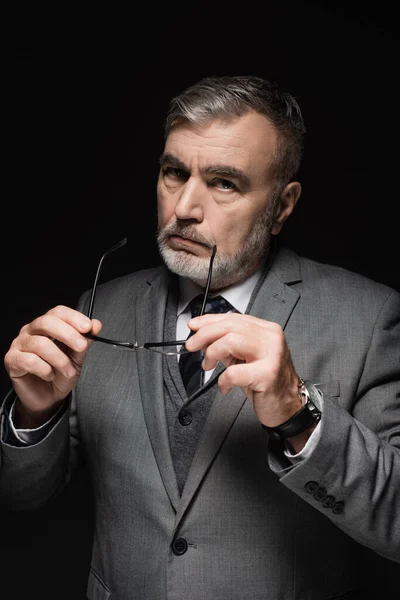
top-left (4, 305), bottom-right (102, 428)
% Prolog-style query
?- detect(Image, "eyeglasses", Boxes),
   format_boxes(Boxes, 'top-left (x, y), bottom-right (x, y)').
top-left (84, 238), bottom-right (217, 355)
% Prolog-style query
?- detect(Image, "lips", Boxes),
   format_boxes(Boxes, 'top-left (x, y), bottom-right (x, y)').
top-left (170, 234), bottom-right (201, 245)
top-left (173, 234), bottom-right (191, 241)
top-left (168, 235), bottom-right (210, 254)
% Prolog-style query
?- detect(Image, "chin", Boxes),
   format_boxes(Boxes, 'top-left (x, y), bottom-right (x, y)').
top-left (158, 244), bottom-right (210, 286)
top-left (158, 244), bottom-right (250, 290)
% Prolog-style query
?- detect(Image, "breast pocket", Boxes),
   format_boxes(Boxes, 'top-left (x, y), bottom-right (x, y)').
top-left (316, 380), bottom-right (340, 399)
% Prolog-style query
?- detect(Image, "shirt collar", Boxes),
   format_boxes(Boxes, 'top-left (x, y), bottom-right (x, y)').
top-left (177, 266), bottom-right (263, 317)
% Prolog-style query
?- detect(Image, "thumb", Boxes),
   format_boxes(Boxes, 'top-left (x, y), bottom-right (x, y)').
top-left (70, 318), bottom-right (103, 366)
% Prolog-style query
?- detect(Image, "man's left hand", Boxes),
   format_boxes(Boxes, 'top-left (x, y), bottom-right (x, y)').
top-left (186, 313), bottom-right (303, 429)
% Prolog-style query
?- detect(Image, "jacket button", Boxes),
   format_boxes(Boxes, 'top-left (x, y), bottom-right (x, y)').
top-left (178, 410), bottom-right (192, 426)
top-left (314, 487), bottom-right (327, 502)
top-left (171, 537), bottom-right (188, 556)
top-left (305, 481), bottom-right (319, 495)
top-left (332, 501), bottom-right (345, 515)
top-left (322, 495), bottom-right (335, 508)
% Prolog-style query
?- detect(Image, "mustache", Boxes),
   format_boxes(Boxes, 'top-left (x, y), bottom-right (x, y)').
top-left (158, 221), bottom-right (215, 249)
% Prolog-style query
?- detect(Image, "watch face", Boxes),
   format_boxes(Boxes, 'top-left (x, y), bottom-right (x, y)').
top-left (305, 381), bottom-right (324, 412)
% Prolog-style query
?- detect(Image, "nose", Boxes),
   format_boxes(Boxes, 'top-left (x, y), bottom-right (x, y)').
top-left (174, 177), bottom-right (205, 222)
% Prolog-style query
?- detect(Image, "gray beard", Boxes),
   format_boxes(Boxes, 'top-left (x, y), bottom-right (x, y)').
top-left (157, 207), bottom-right (276, 290)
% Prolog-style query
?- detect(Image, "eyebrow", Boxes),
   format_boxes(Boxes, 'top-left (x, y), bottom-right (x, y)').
top-left (159, 152), bottom-right (251, 189)
top-left (159, 153), bottom-right (187, 171)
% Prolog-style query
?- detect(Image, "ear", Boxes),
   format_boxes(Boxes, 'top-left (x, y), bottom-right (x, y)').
top-left (271, 181), bottom-right (302, 235)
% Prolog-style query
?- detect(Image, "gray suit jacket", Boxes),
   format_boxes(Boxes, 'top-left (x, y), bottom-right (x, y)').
top-left (1, 246), bottom-right (400, 599)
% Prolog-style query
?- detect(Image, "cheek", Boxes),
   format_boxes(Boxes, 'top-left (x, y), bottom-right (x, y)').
top-left (213, 206), bottom-right (264, 252)
top-left (209, 216), bottom-right (247, 252)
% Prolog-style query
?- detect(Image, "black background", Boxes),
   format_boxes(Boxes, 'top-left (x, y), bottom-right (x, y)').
top-left (1, 6), bottom-right (400, 598)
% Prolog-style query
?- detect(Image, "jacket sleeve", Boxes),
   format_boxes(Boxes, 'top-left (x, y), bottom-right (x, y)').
top-left (0, 389), bottom-right (76, 510)
top-left (269, 289), bottom-right (400, 564)
top-left (0, 291), bottom-right (91, 510)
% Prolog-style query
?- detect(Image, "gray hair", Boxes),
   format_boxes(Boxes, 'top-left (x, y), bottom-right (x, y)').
top-left (164, 75), bottom-right (306, 193)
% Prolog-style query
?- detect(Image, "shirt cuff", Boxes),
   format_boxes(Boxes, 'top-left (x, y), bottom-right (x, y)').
top-left (7, 399), bottom-right (67, 446)
top-left (283, 420), bottom-right (322, 463)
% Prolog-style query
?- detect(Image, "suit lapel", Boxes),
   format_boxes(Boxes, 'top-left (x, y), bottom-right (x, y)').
top-left (135, 268), bottom-right (181, 510)
top-left (249, 251), bottom-right (301, 326)
top-left (174, 245), bottom-right (302, 529)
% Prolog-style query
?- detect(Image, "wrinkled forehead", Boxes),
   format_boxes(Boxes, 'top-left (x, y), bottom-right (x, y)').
top-left (164, 112), bottom-right (278, 173)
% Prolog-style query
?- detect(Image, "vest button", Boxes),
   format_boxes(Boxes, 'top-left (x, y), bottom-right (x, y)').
top-left (179, 410), bottom-right (192, 426)
top-left (171, 537), bottom-right (188, 556)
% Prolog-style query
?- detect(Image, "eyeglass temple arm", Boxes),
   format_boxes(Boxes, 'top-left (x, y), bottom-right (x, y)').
top-left (199, 244), bottom-right (216, 316)
top-left (87, 237), bottom-right (128, 320)
top-left (143, 244), bottom-right (217, 349)
top-left (85, 331), bottom-right (135, 348)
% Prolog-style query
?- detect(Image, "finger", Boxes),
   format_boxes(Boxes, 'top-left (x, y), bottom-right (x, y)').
top-left (189, 313), bottom-right (276, 331)
top-left (90, 319), bottom-right (102, 335)
top-left (7, 349), bottom-right (64, 382)
top-left (47, 305), bottom-right (94, 333)
top-left (82, 318), bottom-right (102, 347)
top-left (188, 313), bottom-right (227, 330)
top-left (217, 360), bottom-right (266, 395)
top-left (186, 318), bottom-right (271, 353)
top-left (70, 318), bottom-right (103, 363)
top-left (25, 311), bottom-right (95, 355)
top-left (16, 335), bottom-right (81, 379)
top-left (202, 332), bottom-right (266, 371)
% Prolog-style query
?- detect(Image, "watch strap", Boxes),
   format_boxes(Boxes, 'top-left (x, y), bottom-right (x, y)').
top-left (262, 380), bottom-right (322, 441)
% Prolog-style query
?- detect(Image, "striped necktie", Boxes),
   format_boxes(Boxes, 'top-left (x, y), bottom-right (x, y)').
top-left (179, 294), bottom-right (232, 396)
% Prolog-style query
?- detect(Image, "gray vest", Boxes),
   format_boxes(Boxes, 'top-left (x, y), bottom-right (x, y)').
top-left (162, 261), bottom-right (271, 494)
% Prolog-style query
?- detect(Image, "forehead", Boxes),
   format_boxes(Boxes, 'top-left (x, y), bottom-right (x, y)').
top-left (164, 112), bottom-right (278, 172)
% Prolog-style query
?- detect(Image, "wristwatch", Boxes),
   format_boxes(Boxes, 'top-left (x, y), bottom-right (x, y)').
top-left (262, 379), bottom-right (323, 441)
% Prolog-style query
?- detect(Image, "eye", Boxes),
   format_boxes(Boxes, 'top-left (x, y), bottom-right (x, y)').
top-left (211, 178), bottom-right (238, 191)
top-left (162, 166), bottom-right (187, 180)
